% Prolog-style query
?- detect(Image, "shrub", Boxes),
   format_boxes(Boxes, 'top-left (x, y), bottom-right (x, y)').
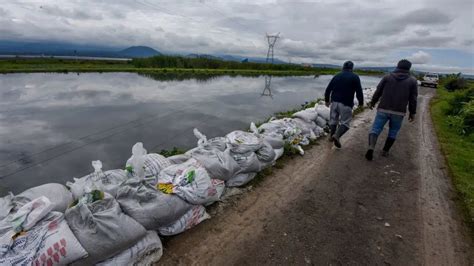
top-left (444, 73), bottom-right (468, 91)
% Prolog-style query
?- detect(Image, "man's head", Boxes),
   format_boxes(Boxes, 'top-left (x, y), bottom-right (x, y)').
top-left (342, 61), bottom-right (354, 71)
top-left (397, 59), bottom-right (412, 71)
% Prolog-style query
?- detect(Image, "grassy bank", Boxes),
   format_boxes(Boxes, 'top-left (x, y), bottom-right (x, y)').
top-left (430, 80), bottom-right (474, 230)
top-left (0, 58), bottom-right (382, 76)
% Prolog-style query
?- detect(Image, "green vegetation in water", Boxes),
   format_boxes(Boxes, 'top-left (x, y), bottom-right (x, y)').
top-left (0, 57), bottom-right (383, 77)
top-left (159, 147), bottom-right (186, 157)
top-left (430, 77), bottom-right (474, 233)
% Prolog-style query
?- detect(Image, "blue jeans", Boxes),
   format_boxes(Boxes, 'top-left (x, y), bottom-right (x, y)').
top-left (370, 111), bottom-right (404, 139)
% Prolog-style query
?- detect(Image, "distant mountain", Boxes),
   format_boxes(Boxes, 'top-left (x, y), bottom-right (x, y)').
top-left (0, 41), bottom-right (161, 58)
top-left (118, 46), bottom-right (161, 58)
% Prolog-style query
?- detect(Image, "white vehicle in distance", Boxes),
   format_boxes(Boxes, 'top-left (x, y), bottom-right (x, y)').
top-left (421, 73), bottom-right (439, 88)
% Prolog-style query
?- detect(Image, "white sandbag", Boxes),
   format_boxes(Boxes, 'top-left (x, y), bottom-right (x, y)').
top-left (255, 140), bottom-right (276, 163)
top-left (292, 107), bottom-right (318, 122)
top-left (158, 158), bottom-right (220, 205)
top-left (313, 125), bottom-right (325, 138)
top-left (126, 153), bottom-right (171, 180)
top-left (225, 172), bottom-right (257, 187)
top-left (186, 146), bottom-right (240, 181)
top-left (158, 205), bottom-right (210, 236)
top-left (167, 154), bottom-right (191, 165)
top-left (67, 161), bottom-right (128, 199)
top-left (193, 128), bottom-right (228, 152)
top-left (230, 151), bottom-right (262, 174)
top-left (315, 104), bottom-right (330, 120)
top-left (96, 231), bottom-right (163, 266)
top-left (226, 130), bottom-right (263, 154)
top-left (274, 148), bottom-right (284, 160)
top-left (261, 132), bottom-right (285, 149)
top-left (116, 178), bottom-right (192, 229)
top-left (0, 193), bottom-right (14, 220)
top-left (14, 183), bottom-right (73, 213)
top-left (65, 192), bottom-right (147, 265)
top-left (316, 116), bottom-right (328, 127)
top-left (1, 212), bottom-right (88, 266)
top-left (8, 196), bottom-right (53, 233)
top-left (292, 118), bottom-right (317, 139)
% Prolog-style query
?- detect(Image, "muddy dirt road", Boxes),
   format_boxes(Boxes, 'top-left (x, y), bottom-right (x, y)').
top-left (159, 87), bottom-right (472, 265)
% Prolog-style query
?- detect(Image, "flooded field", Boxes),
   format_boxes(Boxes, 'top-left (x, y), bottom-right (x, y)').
top-left (0, 73), bottom-right (381, 194)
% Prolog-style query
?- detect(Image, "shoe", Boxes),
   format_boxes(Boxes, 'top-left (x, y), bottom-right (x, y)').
top-left (382, 137), bottom-right (396, 157)
top-left (329, 124), bottom-right (337, 142)
top-left (333, 125), bottom-right (349, 148)
top-left (365, 149), bottom-right (374, 160)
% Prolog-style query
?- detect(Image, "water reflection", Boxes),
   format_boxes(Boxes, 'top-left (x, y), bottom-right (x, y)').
top-left (0, 73), bottom-right (382, 194)
top-left (261, 76), bottom-right (273, 98)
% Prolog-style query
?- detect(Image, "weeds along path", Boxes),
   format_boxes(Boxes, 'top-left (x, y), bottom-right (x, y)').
top-left (158, 87), bottom-right (471, 265)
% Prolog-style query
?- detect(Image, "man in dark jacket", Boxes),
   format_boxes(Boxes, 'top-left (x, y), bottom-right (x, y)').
top-left (365, 59), bottom-right (418, 160)
top-left (324, 61), bottom-right (364, 148)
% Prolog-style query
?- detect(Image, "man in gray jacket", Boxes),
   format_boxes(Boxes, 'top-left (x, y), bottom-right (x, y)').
top-left (365, 59), bottom-right (418, 160)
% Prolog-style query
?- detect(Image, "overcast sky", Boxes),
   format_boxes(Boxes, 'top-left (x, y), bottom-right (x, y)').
top-left (1, 0), bottom-right (473, 73)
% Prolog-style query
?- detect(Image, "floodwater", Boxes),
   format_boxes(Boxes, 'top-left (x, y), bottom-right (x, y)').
top-left (0, 73), bottom-right (381, 195)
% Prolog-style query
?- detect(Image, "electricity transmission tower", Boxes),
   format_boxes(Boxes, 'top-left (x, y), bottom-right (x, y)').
top-left (261, 76), bottom-right (273, 98)
top-left (265, 32), bottom-right (280, 64)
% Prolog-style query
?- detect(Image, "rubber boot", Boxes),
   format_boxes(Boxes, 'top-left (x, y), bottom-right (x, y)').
top-left (329, 124), bottom-right (337, 142)
top-left (332, 125), bottom-right (349, 148)
top-left (382, 137), bottom-right (396, 157)
top-left (365, 133), bottom-right (378, 161)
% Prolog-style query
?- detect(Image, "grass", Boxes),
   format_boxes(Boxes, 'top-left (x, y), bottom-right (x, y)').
top-left (0, 58), bottom-right (383, 77)
top-left (430, 82), bottom-right (474, 232)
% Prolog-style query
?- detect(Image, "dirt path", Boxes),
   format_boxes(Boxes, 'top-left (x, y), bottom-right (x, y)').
top-left (159, 87), bottom-right (472, 265)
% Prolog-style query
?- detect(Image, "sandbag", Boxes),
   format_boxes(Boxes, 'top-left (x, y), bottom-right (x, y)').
top-left (0, 212), bottom-right (88, 266)
top-left (274, 148), bottom-right (284, 160)
top-left (167, 154), bottom-right (191, 165)
top-left (292, 107), bottom-right (318, 122)
top-left (315, 104), bottom-right (330, 120)
top-left (0, 193), bottom-right (14, 220)
top-left (14, 183), bottom-right (73, 213)
top-left (126, 153), bottom-right (171, 180)
top-left (316, 116), bottom-right (328, 128)
top-left (192, 128), bottom-right (228, 152)
top-left (226, 130), bottom-right (263, 154)
top-left (116, 178), bottom-right (192, 229)
top-left (261, 132), bottom-right (284, 149)
top-left (158, 205), bottom-right (210, 236)
top-left (96, 231), bottom-right (163, 266)
top-left (225, 172), bottom-right (257, 187)
top-left (187, 146), bottom-right (240, 181)
top-left (230, 151), bottom-right (262, 174)
top-left (292, 118), bottom-right (318, 139)
top-left (255, 140), bottom-right (276, 163)
top-left (65, 192), bottom-right (146, 265)
top-left (67, 161), bottom-right (128, 199)
top-left (158, 158), bottom-right (221, 205)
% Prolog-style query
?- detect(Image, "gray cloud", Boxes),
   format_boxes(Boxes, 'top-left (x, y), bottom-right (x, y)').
top-left (0, 0), bottom-right (471, 71)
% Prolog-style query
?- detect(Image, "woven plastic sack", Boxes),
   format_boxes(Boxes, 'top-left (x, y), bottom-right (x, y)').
top-left (14, 183), bottom-right (73, 213)
top-left (96, 231), bottom-right (163, 266)
top-left (65, 193), bottom-right (146, 265)
top-left (292, 107), bottom-right (318, 122)
top-left (315, 116), bottom-right (328, 128)
top-left (0, 193), bottom-right (14, 220)
top-left (315, 104), bottom-right (330, 120)
top-left (116, 178), bottom-right (192, 230)
top-left (158, 158), bottom-right (220, 205)
top-left (158, 205), bottom-right (210, 236)
top-left (67, 161), bottom-right (128, 199)
top-left (226, 130), bottom-right (263, 154)
top-left (225, 173), bottom-right (257, 187)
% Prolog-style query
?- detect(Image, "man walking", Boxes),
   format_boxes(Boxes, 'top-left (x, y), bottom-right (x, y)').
top-left (324, 61), bottom-right (364, 148)
top-left (365, 59), bottom-right (418, 161)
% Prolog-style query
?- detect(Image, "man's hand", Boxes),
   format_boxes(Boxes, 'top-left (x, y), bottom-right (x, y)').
top-left (408, 113), bottom-right (415, 122)
top-left (325, 101), bottom-right (330, 107)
